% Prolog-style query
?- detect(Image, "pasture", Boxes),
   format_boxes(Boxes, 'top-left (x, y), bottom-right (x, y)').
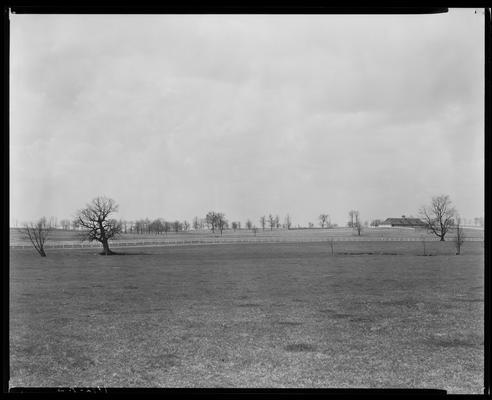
top-left (9, 240), bottom-right (484, 392)
top-left (9, 226), bottom-right (485, 248)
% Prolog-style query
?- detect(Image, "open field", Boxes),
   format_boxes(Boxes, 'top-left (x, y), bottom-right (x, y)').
top-left (9, 241), bottom-right (484, 392)
top-left (9, 226), bottom-right (484, 249)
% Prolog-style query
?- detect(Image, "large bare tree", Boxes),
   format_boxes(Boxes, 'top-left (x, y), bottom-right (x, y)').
top-left (75, 196), bottom-right (122, 255)
top-left (419, 195), bottom-right (456, 241)
top-left (22, 217), bottom-right (52, 257)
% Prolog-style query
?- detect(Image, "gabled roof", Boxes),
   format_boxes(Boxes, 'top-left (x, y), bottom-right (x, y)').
top-left (381, 218), bottom-right (426, 226)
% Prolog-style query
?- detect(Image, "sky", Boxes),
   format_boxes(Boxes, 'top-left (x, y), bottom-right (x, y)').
top-left (10, 10), bottom-right (485, 227)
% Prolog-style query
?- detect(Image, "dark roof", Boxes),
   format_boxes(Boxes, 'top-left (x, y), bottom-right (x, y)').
top-left (382, 218), bottom-right (426, 226)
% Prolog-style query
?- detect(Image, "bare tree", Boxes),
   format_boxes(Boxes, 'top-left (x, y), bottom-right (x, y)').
top-left (246, 219), bottom-right (253, 230)
top-left (217, 213), bottom-right (227, 236)
top-left (206, 211), bottom-right (227, 235)
top-left (370, 219), bottom-right (382, 227)
top-left (163, 221), bottom-right (171, 236)
top-left (231, 221), bottom-right (238, 231)
top-left (183, 220), bottom-right (190, 231)
top-left (48, 216), bottom-right (58, 229)
top-left (353, 210), bottom-right (362, 236)
top-left (260, 216), bottom-right (266, 231)
top-left (120, 219), bottom-right (129, 234)
top-left (206, 211), bottom-right (218, 233)
top-left (150, 219), bottom-right (164, 235)
top-left (308, 222), bottom-right (314, 228)
top-left (268, 214), bottom-right (275, 231)
top-left (75, 196), bottom-right (122, 255)
top-left (419, 195), bottom-right (456, 241)
top-left (22, 217), bottom-right (52, 257)
top-left (134, 219), bottom-right (143, 234)
top-left (142, 218), bottom-right (148, 234)
top-left (348, 210), bottom-right (355, 228)
top-left (60, 219), bottom-right (71, 230)
top-left (454, 216), bottom-right (466, 255)
top-left (319, 214), bottom-right (329, 228)
top-left (284, 214), bottom-right (292, 230)
top-left (192, 216), bottom-right (200, 230)
top-left (173, 221), bottom-right (182, 233)
top-left (72, 219), bottom-right (81, 230)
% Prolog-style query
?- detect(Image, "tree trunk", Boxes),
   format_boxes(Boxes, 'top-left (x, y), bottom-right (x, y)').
top-left (101, 238), bottom-right (113, 255)
top-left (440, 236), bottom-right (445, 241)
top-left (39, 248), bottom-right (47, 257)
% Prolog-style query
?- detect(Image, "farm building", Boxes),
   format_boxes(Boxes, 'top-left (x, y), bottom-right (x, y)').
top-left (379, 217), bottom-right (426, 228)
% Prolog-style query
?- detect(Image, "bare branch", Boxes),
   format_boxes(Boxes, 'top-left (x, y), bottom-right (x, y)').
top-left (21, 217), bottom-right (51, 257)
top-left (75, 196), bottom-right (121, 254)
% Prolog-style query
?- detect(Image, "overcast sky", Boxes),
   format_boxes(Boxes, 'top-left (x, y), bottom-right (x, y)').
top-left (10, 10), bottom-right (484, 227)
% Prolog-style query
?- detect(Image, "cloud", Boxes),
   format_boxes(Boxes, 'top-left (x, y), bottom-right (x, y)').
top-left (10, 10), bottom-right (484, 225)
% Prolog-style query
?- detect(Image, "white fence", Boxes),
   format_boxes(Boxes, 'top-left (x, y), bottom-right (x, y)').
top-left (9, 236), bottom-right (484, 250)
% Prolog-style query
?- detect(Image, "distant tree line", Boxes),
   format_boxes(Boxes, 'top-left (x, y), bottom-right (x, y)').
top-left (20, 193), bottom-right (475, 256)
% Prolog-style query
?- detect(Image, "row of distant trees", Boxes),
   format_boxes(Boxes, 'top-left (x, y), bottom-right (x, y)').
top-left (46, 213), bottom-right (488, 233)
top-left (21, 194), bottom-right (474, 257)
top-left (54, 213), bottom-right (338, 233)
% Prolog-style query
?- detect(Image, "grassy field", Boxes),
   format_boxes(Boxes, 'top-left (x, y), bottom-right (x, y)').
top-left (9, 241), bottom-right (484, 392)
top-left (9, 226), bottom-right (485, 248)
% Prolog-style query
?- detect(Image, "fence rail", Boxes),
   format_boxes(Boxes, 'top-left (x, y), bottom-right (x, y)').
top-left (9, 236), bottom-right (484, 250)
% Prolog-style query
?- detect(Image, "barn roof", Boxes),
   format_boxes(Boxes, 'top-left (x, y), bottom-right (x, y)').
top-left (381, 218), bottom-right (426, 226)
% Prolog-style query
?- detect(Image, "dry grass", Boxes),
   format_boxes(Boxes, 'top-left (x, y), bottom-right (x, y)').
top-left (9, 241), bottom-right (484, 392)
